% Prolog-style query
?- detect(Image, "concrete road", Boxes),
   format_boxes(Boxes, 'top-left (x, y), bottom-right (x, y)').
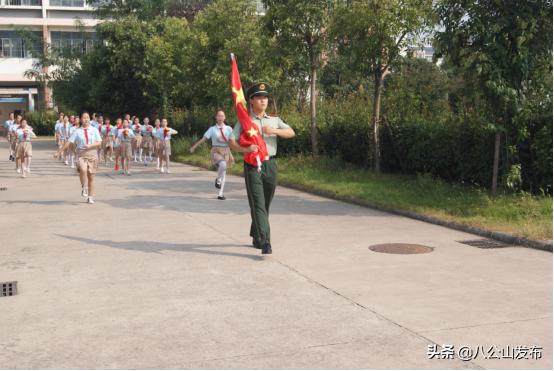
top-left (0, 140), bottom-right (551, 369)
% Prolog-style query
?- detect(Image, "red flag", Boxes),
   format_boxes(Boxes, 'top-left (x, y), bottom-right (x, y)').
top-left (230, 53), bottom-right (269, 169)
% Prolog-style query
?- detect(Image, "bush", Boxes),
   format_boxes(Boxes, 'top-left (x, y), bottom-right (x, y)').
top-left (167, 95), bottom-right (551, 195)
top-left (25, 111), bottom-right (58, 136)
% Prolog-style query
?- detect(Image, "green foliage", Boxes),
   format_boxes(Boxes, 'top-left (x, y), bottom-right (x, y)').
top-left (44, 0), bottom-right (551, 196)
top-left (183, 0), bottom-right (279, 107)
top-left (173, 141), bottom-right (552, 240)
top-left (434, 0), bottom-right (553, 192)
top-left (52, 16), bottom-right (190, 117)
top-left (25, 111), bottom-right (58, 136)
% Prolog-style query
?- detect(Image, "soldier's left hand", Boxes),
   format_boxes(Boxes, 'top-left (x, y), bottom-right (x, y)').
top-left (262, 126), bottom-right (276, 135)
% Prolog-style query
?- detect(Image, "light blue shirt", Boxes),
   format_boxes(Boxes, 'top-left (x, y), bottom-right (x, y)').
top-left (111, 127), bottom-right (120, 147)
top-left (4, 119), bottom-right (14, 129)
top-left (156, 127), bottom-right (176, 141)
top-left (203, 124), bottom-right (233, 147)
top-left (59, 123), bottom-right (71, 139)
top-left (101, 125), bottom-right (113, 137)
top-left (116, 128), bottom-right (135, 143)
top-left (15, 127), bottom-right (35, 142)
top-left (68, 126), bottom-right (102, 150)
top-left (132, 123), bottom-right (143, 135)
top-left (90, 120), bottom-right (99, 129)
top-left (142, 125), bottom-right (154, 137)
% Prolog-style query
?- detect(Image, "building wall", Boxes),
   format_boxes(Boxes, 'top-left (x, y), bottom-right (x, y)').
top-left (0, 0), bottom-right (100, 112)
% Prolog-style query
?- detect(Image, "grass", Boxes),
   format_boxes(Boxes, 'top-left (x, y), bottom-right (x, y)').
top-left (172, 137), bottom-right (553, 241)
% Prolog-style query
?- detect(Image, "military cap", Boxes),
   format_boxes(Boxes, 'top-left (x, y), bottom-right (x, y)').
top-left (246, 82), bottom-right (271, 99)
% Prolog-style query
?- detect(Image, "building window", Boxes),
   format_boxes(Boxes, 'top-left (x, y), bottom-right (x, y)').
top-left (50, 31), bottom-right (97, 55)
top-left (6, 0), bottom-right (42, 5)
top-left (49, 0), bottom-right (85, 7)
top-left (0, 31), bottom-right (42, 58)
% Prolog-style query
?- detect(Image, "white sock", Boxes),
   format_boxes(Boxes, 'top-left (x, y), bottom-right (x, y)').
top-left (218, 173), bottom-right (226, 197)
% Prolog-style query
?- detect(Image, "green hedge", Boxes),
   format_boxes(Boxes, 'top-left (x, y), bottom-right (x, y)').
top-left (183, 100), bottom-right (552, 194)
top-left (25, 111), bottom-right (58, 136)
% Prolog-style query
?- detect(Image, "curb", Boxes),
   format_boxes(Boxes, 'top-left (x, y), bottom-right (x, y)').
top-left (178, 158), bottom-right (553, 253)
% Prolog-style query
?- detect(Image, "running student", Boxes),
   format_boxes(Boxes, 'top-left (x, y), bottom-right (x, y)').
top-left (157, 118), bottom-right (177, 174)
top-left (63, 112), bottom-right (102, 204)
top-left (190, 109), bottom-right (234, 200)
top-left (101, 118), bottom-right (114, 164)
top-left (112, 118), bottom-right (124, 173)
top-left (67, 116), bottom-right (80, 169)
top-left (11, 114), bottom-right (22, 173)
top-left (153, 118), bottom-right (162, 170)
top-left (131, 117), bottom-right (143, 163)
top-left (117, 119), bottom-right (135, 176)
top-left (4, 112), bottom-right (15, 161)
top-left (15, 118), bottom-right (36, 178)
top-left (141, 117), bottom-right (154, 165)
top-left (54, 112), bottom-right (64, 149)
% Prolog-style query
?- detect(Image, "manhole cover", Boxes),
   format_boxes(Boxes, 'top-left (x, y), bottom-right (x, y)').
top-left (369, 243), bottom-right (434, 254)
top-left (1, 281), bottom-right (17, 297)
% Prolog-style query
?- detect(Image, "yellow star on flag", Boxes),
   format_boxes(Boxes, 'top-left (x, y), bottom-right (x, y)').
top-left (247, 127), bottom-right (258, 137)
top-left (232, 87), bottom-right (247, 109)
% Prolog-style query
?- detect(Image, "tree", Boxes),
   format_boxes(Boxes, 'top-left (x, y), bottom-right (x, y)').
top-left (331, 0), bottom-right (433, 171)
top-left (262, 0), bottom-right (333, 156)
top-left (88, 0), bottom-right (211, 22)
top-left (89, 0), bottom-right (169, 20)
top-left (183, 0), bottom-right (280, 108)
top-left (50, 16), bottom-right (190, 116)
top-left (166, 0), bottom-right (212, 21)
top-left (434, 0), bottom-right (553, 195)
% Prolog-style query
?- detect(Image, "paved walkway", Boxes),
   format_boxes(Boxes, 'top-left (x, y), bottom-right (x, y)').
top-left (0, 140), bottom-right (551, 369)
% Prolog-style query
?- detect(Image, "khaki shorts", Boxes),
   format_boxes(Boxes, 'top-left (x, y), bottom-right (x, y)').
top-left (211, 146), bottom-right (234, 166)
top-left (10, 136), bottom-right (17, 151)
top-left (161, 140), bottom-right (171, 157)
top-left (141, 135), bottom-right (153, 150)
top-left (16, 141), bottom-right (32, 159)
top-left (78, 149), bottom-right (98, 174)
top-left (102, 137), bottom-right (113, 149)
top-left (121, 141), bottom-right (133, 159)
top-left (133, 135), bottom-right (142, 149)
top-left (154, 138), bottom-right (162, 155)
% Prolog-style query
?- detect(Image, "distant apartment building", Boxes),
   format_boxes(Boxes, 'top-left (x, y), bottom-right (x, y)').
top-left (410, 46), bottom-right (438, 63)
top-left (0, 0), bottom-right (100, 117)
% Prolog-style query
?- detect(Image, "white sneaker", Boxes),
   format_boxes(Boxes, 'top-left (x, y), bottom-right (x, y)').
top-left (21, 171), bottom-right (26, 178)
top-left (81, 187), bottom-right (89, 198)
top-left (16, 168), bottom-right (21, 174)
top-left (70, 164), bottom-right (75, 169)
top-left (166, 168), bottom-right (171, 174)
top-left (159, 167), bottom-right (165, 173)
top-left (64, 160), bottom-right (69, 165)
top-left (87, 197), bottom-right (94, 204)
top-left (27, 168), bottom-right (31, 173)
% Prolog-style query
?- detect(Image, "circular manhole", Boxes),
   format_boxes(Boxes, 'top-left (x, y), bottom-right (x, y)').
top-left (369, 243), bottom-right (434, 254)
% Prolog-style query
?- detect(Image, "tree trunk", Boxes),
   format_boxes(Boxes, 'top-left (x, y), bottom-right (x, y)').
top-left (42, 24), bottom-right (49, 111)
top-left (309, 60), bottom-right (319, 156)
top-left (491, 130), bottom-right (501, 196)
top-left (371, 68), bottom-right (384, 172)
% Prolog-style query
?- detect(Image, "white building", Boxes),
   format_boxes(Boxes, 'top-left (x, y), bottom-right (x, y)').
top-left (0, 0), bottom-right (100, 117)
top-left (411, 46), bottom-right (435, 62)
